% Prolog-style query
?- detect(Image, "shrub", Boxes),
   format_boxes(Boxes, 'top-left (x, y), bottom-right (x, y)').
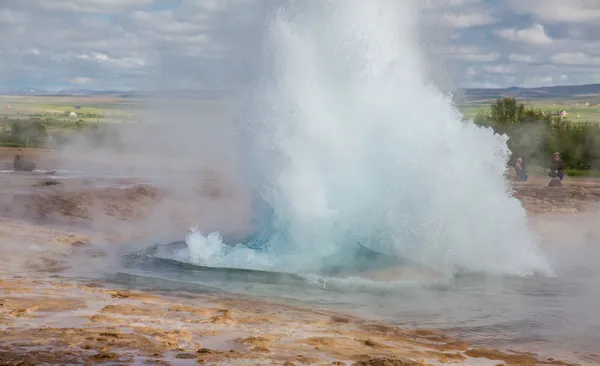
top-left (2, 120), bottom-right (49, 147)
top-left (565, 169), bottom-right (600, 178)
top-left (473, 97), bottom-right (600, 171)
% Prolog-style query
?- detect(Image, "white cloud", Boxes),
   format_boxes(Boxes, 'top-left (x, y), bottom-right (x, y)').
top-left (33, 0), bottom-right (156, 13)
top-left (18, 48), bottom-right (41, 55)
top-left (456, 52), bottom-right (500, 62)
top-left (551, 52), bottom-right (600, 66)
top-left (461, 81), bottom-right (503, 89)
top-left (441, 45), bottom-right (500, 62)
top-left (465, 66), bottom-right (478, 78)
top-left (439, 12), bottom-right (497, 28)
top-left (495, 24), bottom-right (553, 45)
top-left (507, 0), bottom-right (600, 23)
top-left (0, 8), bottom-right (24, 24)
top-left (509, 54), bottom-right (535, 63)
top-left (584, 41), bottom-right (600, 56)
top-left (0, 0), bottom-right (598, 89)
top-left (129, 10), bottom-right (209, 35)
top-left (481, 64), bottom-right (515, 74)
top-left (71, 77), bottom-right (92, 84)
top-left (522, 75), bottom-right (553, 87)
top-left (75, 52), bottom-right (147, 68)
top-left (422, 0), bottom-right (480, 10)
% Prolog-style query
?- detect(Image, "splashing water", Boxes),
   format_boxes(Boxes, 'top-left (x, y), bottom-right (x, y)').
top-left (184, 0), bottom-right (551, 278)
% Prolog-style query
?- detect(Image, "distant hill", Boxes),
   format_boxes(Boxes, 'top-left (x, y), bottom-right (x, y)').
top-left (0, 87), bottom-right (125, 96)
top-left (3, 84), bottom-right (600, 101)
top-left (0, 87), bottom-right (227, 99)
top-left (456, 84), bottom-right (600, 104)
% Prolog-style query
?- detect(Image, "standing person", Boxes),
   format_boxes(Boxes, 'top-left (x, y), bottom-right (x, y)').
top-left (515, 156), bottom-right (528, 181)
top-left (548, 152), bottom-right (565, 180)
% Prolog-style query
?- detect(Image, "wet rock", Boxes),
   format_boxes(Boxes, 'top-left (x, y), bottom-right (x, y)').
top-left (2, 297), bottom-right (85, 313)
top-left (464, 348), bottom-right (565, 365)
top-left (100, 304), bottom-right (164, 317)
top-left (549, 178), bottom-right (562, 187)
top-left (360, 339), bottom-right (389, 348)
top-left (107, 290), bottom-right (156, 300)
top-left (9, 308), bottom-right (30, 317)
top-left (210, 308), bottom-right (234, 324)
top-left (294, 355), bottom-right (323, 364)
top-left (239, 335), bottom-right (275, 346)
top-left (353, 357), bottom-right (422, 365)
top-left (70, 240), bottom-right (88, 247)
top-left (330, 315), bottom-right (352, 323)
top-left (90, 350), bottom-right (121, 361)
top-left (33, 179), bottom-right (61, 187)
top-left (0, 350), bottom-right (82, 365)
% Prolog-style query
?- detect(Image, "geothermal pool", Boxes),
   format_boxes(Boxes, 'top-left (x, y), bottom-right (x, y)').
top-left (113, 235), bottom-right (600, 365)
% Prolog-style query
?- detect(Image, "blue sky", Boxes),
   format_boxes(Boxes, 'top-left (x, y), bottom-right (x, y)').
top-left (1, 0), bottom-right (599, 90)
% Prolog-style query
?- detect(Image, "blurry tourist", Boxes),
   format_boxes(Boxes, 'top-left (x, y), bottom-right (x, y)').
top-left (548, 152), bottom-right (565, 180)
top-left (515, 156), bottom-right (528, 181)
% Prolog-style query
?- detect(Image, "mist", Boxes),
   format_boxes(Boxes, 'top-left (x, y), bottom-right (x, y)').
top-left (46, 0), bottom-right (553, 279)
top-left (27, 1), bottom-right (599, 363)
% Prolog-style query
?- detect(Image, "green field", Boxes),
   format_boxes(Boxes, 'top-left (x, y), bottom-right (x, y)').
top-left (0, 95), bottom-right (229, 126)
top-left (0, 95), bottom-right (137, 125)
top-left (7, 94), bottom-right (600, 125)
top-left (4, 93), bottom-right (600, 129)
top-left (458, 97), bottom-right (600, 123)
top-left (0, 94), bottom-right (231, 148)
top-left (0, 95), bottom-right (136, 148)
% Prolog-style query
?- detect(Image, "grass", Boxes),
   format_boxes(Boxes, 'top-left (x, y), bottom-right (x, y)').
top-left (510, 165), bottom-right (600, 178)
top-left (35, 103), bottom-right (106, 114)
top-left (0, 95), bottom-right (137, 125)
top-left (529, 103), bottom-right (600, 123)
top-left (457, 98), bottom-right (600, 123)
top-left (0, 95), bottom-right (128, 148)
top-left (566, 169), bottom-right (600, 178)
top-left (457, 104), bottom-right (487, 120)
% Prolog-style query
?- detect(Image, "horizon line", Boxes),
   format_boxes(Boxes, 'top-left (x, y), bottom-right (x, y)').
top-left (2, 82), bottom-right (600, 94)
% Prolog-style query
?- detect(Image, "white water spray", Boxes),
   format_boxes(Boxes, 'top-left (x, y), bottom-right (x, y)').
top-left (184, 0), bottom-right (551, 277)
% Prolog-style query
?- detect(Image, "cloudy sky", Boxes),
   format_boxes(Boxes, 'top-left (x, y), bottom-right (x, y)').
top-left (1, 0), bottom-right (599, 90)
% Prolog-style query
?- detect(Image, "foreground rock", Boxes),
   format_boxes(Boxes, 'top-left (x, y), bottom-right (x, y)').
top-left (0, 276), bottom-right (576, 366)
top-left (512, 179), bottom-right (600, 214)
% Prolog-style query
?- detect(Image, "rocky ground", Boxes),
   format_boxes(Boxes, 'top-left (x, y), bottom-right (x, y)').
top-left (1, 147), bottom-right (600, 365)
top-left (4, 275), bottom-right (561, 366)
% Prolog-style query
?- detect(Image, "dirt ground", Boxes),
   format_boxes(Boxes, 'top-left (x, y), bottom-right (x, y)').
top-left (1, 147), bottom-right (599, 365)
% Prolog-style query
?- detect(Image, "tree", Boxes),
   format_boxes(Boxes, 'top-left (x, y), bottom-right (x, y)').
top-left (489, 97), bottom-right (526, 126)
top-left (10, 120), bottom-right (48, 147)
top-left (471, 97), bottom-right (600, 170)
top-left (473, 97), bottom-right (552, 165)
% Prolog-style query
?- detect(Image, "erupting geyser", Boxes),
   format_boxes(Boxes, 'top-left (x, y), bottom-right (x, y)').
top-left (184, 0), bottom-right (551, 278)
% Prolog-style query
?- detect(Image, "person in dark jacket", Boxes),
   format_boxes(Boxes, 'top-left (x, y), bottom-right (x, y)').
top-left (548, 152), bottom-right (565, 180)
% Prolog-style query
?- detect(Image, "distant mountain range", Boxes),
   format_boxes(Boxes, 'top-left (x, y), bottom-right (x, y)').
top-left (0, 87), bottom-right (127, 96)
top-left (3, 84), bottom-right (600, 101)
top-left (0, 87), bottom-right (227, 99)
top-left (457, 84), bottom-right (600, 103)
